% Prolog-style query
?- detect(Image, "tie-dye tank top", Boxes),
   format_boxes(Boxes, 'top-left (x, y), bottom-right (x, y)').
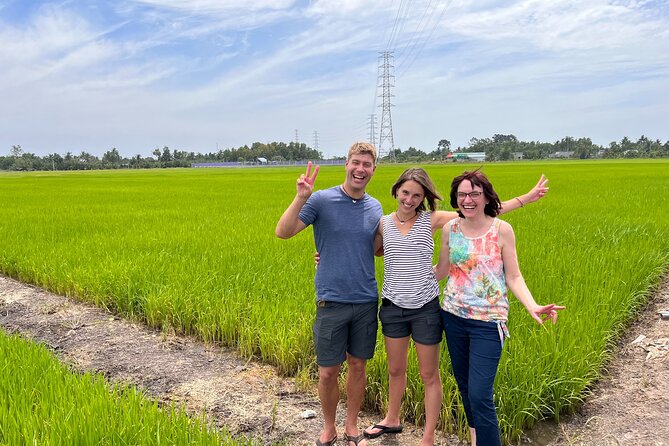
top-left (441, 217), bottom-right (509, 322)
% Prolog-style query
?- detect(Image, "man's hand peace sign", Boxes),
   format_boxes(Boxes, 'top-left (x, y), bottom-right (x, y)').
top-left (296, 162), bottom-right (320, 199)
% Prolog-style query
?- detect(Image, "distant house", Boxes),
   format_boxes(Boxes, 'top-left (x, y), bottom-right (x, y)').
top-left (452, 152), bottom-right (486, 162)
top-left (256, 157), bottom-right (268, 165)
top-left (513, 152), bottom-right (524, 160)
top-left (549, 151), bottom-right (574, 159)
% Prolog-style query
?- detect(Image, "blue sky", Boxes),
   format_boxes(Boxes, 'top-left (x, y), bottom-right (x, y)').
top-left (1, 0), bottom-right (667, 158)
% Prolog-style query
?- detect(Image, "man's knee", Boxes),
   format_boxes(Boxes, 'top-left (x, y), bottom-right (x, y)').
top-left (346, 354), bottom-right (367, 375)
top-left (319, 364), bottom-right (341, 382)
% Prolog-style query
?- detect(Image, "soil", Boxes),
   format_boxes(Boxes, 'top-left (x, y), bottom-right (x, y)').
top-left (1, 274), bottom-right (668, 446)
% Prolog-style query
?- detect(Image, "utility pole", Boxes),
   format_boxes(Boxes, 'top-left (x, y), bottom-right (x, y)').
top-left (378, 51), bottom-right (396, 162)
top-left (294, 129), bottom-right (299, 146)
top-left (313, 131), bottom-right (320, 152)
top-left (367, 114), bottom-right (377, 147)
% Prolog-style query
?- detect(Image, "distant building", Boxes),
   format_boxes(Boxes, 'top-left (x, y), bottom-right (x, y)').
top-left (513, 152), bottom-right (524, 160)
top-left (256, 157), bottom-right (268, 165)
top-left (452, 152), bottom-right (486, 162)
top-left (549, 151), bottom-right (574, 159)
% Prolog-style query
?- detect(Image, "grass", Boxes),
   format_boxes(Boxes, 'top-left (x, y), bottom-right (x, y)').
top-left (0, 330), bottom-right (251, 445)
top-left (1, 159), bottom-right (668, 442)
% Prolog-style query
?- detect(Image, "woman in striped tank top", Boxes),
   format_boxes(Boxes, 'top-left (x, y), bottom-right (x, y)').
top-left (434, 170), bottom-right (565, 446)
top-left (363, 168), bottom-right (550, 446)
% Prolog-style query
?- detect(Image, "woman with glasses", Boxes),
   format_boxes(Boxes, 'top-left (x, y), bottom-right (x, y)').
top-left (434, 169), bottom-right (565, 446)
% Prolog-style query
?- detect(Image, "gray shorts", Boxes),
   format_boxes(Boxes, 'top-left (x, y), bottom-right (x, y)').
top-left (379, 297), bottom-right (442, 345)
top-left (313, 301), bottom-right (379, 367)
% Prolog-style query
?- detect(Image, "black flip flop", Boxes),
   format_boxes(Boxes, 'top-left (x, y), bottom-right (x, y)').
top-left (363, 423), bottom-right (403, 439)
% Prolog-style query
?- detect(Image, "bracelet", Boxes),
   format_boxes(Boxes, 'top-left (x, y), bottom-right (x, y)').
top-left (515, 197), bottom-right (525, 207)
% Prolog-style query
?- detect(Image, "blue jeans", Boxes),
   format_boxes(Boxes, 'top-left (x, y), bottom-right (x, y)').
top-left (441, 310), bottom-right (503, 446)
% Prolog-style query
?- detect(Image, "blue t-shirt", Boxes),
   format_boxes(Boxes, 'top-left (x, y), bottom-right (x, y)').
top-left (299, 186), bottom-right (382, 304)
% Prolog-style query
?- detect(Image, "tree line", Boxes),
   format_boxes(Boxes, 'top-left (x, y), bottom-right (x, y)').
top-left (382, 135), bottom-right (669, 162)
top-left (2, 135), bottom-right (668, 171)
top-left (0, 141), bottom-right (323, 171)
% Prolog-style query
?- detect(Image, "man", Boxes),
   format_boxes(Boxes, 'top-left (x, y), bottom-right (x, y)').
top-left (276, 142), bottom-right (380, 446)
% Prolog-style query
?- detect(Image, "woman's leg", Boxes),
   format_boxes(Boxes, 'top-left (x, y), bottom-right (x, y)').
top-left (385, 336), bottom-right (410, 425)
top-left (364, 336), bottom-right (409, 436)
top-left (467, 323), bottom-right (503, 446)
top-left (414, 341), bottom-right (441, 446)
top-left (442, 311), bottom-right (474, 429)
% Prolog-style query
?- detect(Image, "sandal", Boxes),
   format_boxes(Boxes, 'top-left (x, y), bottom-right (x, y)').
top-left (363, 423), bottom-right (403, 439)
top-left (345, 433), bottom-right (366, 446)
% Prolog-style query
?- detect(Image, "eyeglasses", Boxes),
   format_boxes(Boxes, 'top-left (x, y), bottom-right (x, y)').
top-left (457, 191), bottom-right (483, 199)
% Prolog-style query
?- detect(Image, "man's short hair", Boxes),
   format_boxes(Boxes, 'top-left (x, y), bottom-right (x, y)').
top-left (347, 142), bottom-right (378, 164)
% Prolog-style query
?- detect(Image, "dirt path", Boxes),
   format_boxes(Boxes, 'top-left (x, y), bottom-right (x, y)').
top-left (1, 274), bottom-right (668, 445)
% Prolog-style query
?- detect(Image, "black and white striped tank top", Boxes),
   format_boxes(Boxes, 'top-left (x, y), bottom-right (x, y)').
top-left (381, 211), bottom-right (440, 309)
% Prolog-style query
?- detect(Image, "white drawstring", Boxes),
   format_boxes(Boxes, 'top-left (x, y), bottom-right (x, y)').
top-left (496, 320), bottom-right (510, 348)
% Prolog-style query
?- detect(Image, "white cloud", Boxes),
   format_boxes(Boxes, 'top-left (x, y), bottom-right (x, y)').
top-left (0, 6), bottom-right (93, 63)
top-left (305, 0), bottom-right (390, 17)
top-left (132, 0), bottom-right (296, 13)
top-left (443, 0), bottom-right (668, 52)
top-left (126, 0), bottom-right (299, 32)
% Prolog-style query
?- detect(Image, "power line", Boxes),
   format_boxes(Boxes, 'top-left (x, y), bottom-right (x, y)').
top-left (396, 0), bottom-right (451, 78)
top-left (385, 0), bottom-right (405, 51)
top-left (370, 53), bottom-right (383, 118)
top-left (386, 0), bottom-right (413, 51)
top-left (395, 0), bottom-right (435, 66)
top-left (379, 0), bottom-right (400, 54)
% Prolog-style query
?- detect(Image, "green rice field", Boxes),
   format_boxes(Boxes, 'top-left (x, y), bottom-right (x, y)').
top-left (1, 159), bottom-right (668, 443)
top-left (0, 330), bottom-right (246, 445)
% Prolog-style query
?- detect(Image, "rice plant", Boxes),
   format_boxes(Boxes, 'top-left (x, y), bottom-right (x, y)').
top-left (0, 331), bottom-right (251, 445)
